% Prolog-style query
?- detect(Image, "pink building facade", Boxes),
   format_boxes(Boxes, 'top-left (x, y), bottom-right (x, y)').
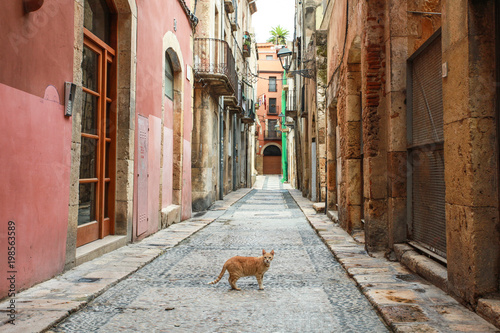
top-left (0, 0), bottom-right (195, 298)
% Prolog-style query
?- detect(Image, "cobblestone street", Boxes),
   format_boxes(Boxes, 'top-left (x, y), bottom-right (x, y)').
top-left (52, 176), bottom-right (389, 332)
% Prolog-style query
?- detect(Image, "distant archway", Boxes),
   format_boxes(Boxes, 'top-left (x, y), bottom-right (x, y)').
top-left (263, 144), bottom-right (282, 174)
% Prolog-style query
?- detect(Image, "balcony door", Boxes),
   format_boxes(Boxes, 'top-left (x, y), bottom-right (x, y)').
top-left (78, 0), bottom-right (117, 246)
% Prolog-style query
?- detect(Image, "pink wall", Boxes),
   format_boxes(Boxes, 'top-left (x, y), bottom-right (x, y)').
top-left (162, 98), bottom-right (174, 208)
top-left (0, 0), bottom-right (74, 298)
top-left (0, 0), bottom-right (74, 99)
top-left (0, 84), bottom-right (72, 298)
top-left (133, 0), bottom-right (193, 238)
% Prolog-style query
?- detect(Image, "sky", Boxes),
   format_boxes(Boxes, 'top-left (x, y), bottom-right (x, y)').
top-left (252, 0), bottom-right (295, 43)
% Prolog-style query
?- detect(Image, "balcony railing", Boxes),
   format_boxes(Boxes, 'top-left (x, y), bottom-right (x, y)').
top-left (265, 129), bottom-right (281, 140)
top-left (286, 91), bottom-right (297, 112)
top-left (267, 105), bottom-right (280, 115)
top-left (242, 99), bottom-right (255, 124)
top-left (194, 38), bottom-right (237, 96)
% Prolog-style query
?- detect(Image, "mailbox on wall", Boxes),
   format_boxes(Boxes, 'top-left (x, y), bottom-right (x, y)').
top-left (64, 82), bottom-right (76, 117)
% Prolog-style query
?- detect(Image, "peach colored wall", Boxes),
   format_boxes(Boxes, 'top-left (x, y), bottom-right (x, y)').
top-left (0, 84), bottom-right (72, 298)
top-left (256, 44), bottom-right (283, 156)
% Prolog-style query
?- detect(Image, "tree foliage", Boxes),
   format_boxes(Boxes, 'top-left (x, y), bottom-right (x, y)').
top-left (267, 25), bottom-right (289, 45)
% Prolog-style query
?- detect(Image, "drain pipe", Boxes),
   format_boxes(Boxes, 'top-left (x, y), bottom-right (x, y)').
top-left (232, 114), bottom-right (237, 191)
top-left (219, 98), bottom-right (225, 200)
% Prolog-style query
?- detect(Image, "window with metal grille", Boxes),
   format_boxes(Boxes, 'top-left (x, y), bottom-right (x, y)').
top-left (269, 77), bottom-right (277, 92)
top-left (269, 98), bottom-right (277, 114)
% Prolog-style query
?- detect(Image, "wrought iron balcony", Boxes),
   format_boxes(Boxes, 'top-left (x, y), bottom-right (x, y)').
top-left (194, 38), bottom-right (237, 96)
top-left (242, 100), bottom-right (255, 124)
top-left (225, 80), bottom-right (243, 114)
top-left (286, 90), bottom-right (298, 118)
top-left (265, 129), bottom-right (281, 140)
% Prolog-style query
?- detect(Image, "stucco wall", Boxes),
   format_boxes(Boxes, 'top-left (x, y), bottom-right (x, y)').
top-left (0, 84), bottom-right (72, 298)
top-left (133, 0), bottom-right (193, 240)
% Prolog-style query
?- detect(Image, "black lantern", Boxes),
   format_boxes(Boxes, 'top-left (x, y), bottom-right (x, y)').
top-left (277, 46), bottom-right (293, 71)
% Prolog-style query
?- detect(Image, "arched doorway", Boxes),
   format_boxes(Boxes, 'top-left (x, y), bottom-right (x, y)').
top-left (263, 144), bottom-right (282, 175)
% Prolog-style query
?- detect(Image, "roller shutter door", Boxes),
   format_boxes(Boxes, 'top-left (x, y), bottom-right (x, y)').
top-left (407, 30), bottom-right (446, 258)
top-left (263, 156), bottom-right (282, 174)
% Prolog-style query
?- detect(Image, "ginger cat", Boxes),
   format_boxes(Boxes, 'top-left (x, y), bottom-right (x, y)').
top-left (208, 249), bottom-right (275, 290)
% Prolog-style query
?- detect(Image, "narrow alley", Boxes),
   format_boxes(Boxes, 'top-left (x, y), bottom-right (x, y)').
top-left (50, 175), bottom-right (389, 332)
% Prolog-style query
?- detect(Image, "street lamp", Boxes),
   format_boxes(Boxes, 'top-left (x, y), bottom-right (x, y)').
top-left (277, 46), bottom-right (293, 71)
top-left (276, 46), bottom-right (314, 78)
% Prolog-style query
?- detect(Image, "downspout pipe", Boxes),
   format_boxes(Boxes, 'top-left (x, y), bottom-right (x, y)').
top-left (281, 70), bottom-right (288, 183)
top-left (219, 98), bottom-right (225, 200)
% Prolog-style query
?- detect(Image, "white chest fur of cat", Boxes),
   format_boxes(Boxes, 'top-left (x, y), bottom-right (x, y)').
top-left (208, 249), bottom-right (275, 290)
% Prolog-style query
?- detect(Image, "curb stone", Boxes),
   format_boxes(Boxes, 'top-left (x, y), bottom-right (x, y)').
top-left (288, 189), bottom-right (500, 333)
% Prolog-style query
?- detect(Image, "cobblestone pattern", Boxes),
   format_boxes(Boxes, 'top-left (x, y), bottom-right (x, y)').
top-left (53, 177), bottom-right (389, 332)
top-left (0, 190), bottom-right (251, 333)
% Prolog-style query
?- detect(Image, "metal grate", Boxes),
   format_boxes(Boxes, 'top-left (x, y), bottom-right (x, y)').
top-left (408, 30), bottom-right (446, 258)
top-left (410, 147), bottom-right (446, 258)
top-left (410, 35), bottom-right (444, 147)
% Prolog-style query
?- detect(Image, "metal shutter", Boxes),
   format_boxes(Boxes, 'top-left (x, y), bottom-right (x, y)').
top-left (407, 30), bottom-right (446, 258)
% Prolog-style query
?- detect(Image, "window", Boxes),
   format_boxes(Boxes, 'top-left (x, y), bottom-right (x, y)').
top-left (165, 54), bottom-right (174, 100)
top-left (266, 55), bottom-right (273, 60)
top-left (266, 119), bottom-right (280, 139)
top-left (269, 77), bottom-right (277, 92)
top-left (269, 98), bottom-right (277, 114)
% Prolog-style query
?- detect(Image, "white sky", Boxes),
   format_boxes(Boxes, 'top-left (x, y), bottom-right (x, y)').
top-left (252, 0), bottom-right (295, 43)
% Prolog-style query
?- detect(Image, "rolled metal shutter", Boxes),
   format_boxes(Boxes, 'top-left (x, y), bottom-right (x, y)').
top-left (408, 30), bottom-right (446, 258)
top-left (263, 156), bottom-right (282, 174)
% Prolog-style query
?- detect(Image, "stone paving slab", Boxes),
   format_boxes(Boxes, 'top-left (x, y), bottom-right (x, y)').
top-left (288, 189), bottom-right (500, 333)
top-left (0, 188), bottom-right (250, 333)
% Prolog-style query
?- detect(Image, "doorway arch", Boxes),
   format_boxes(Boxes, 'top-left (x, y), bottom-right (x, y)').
top-left (263, 144), bottom-right (282, 175)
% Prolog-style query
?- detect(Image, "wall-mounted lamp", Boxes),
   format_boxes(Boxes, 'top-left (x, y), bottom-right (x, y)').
top-left (277, 46), bottom-right (293, 71)
top-left (24, 0), bottom-right (44, 13)
top-left (277, 46), bottom-right (314, 78)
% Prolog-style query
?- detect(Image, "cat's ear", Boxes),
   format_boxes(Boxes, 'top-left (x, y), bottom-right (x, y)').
top-left (270, 250), bottom-right (275, 256)
top-left (262, 249), bottom-right (266, 255)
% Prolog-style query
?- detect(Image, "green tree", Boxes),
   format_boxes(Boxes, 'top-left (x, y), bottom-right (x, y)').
top-left (267, 25), bottom-right (289, 45)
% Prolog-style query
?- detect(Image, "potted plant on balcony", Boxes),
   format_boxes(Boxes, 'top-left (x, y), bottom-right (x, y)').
top-left (243, 39), bottom-right (251, 57)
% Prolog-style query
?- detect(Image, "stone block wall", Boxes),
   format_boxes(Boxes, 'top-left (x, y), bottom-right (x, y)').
top-left (320, 0), bottom-right (500, 307)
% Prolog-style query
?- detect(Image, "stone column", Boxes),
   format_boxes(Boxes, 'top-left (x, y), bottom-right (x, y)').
top-left (362, 0), bottom-right (389, 251)
top-left (442, 0), bottom-right (500, 304)
top-left (191, 87), bottom-right (214, 211)
top-left (386, 0), bottom-right (408, 247)
top-left (326, 101), bottom-right (337, 210)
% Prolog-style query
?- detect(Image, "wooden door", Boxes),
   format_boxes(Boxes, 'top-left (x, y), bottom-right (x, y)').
top-left (77, 17), bottom-right (117, 246)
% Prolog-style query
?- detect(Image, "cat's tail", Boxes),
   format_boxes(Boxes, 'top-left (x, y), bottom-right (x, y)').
top-left (208, 264), bottom-right (227, 285)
